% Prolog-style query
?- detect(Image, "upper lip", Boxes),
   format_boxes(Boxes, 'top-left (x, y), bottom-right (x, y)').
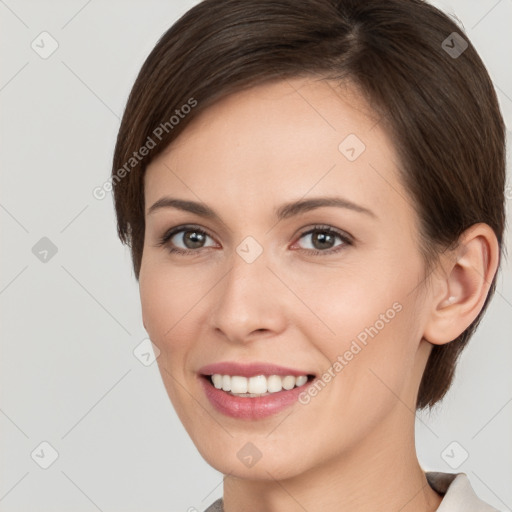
top-left (198, 362), bottom-right (315, 378)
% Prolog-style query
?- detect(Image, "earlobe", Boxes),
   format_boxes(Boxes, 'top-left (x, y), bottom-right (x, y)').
top-left (422, 223), bottom-right (499, 346)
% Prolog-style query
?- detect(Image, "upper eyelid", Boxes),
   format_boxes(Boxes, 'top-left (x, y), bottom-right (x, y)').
top-left (159, 224), bottom-right (217, 245)
top-left (159, 224), bottom-right (352, 248)
top-left (292, 227), bottom-right (352, 248)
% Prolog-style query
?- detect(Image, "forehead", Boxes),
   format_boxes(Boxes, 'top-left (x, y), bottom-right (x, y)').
top-left (155, 77), bottom-right (383, 163)
top-left (144, 77), bottom-right (410, 224)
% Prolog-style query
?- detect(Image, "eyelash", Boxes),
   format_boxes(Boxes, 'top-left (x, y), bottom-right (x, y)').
top-left (156, 224), bottom-right (353, 256)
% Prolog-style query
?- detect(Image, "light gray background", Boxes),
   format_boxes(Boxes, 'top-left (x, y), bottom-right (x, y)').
top-left (1, 1), bottom-right (511, 511)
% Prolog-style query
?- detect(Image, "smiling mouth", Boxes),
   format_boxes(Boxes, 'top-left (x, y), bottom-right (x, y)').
top-left (202, 373), bottom-right (316, 397)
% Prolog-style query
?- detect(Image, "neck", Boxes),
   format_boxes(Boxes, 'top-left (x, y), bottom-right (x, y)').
top-left (222, 406), bottom-right (443, 512)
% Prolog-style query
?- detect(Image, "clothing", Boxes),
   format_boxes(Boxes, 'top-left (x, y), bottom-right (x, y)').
top-left (203, 472), bottom-right (500, 511)
top-left (426, 472), bottom-right (499, 512)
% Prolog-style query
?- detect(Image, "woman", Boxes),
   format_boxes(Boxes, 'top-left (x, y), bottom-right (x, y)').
top-left (111, 0), bottom-right (506, 510)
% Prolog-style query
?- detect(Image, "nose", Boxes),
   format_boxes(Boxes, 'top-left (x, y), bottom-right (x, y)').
top-left (208, 249), bottom-right (288, 344)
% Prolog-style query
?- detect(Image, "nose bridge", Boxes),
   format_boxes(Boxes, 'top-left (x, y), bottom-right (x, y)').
top-left (209, 241), bottom-right (286, 340)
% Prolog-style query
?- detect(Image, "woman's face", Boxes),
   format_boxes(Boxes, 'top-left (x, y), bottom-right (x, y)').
top-left (140, 77), bottom-right (433, 479)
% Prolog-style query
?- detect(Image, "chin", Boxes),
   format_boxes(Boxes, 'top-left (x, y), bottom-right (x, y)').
top-left (190, 430), bottom-right (317, 481)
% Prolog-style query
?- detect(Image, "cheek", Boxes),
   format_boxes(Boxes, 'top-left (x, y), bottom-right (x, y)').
top-left (139, 273), bottom-right (179, 383)
top-left (285, 262), bottom-right (406, 347)
top-left (138, 262), bottom-right (208, 420)
top-left (139, 261), bottom-right (204, 350)
top-left (291, 256), bottom-right (424, 404)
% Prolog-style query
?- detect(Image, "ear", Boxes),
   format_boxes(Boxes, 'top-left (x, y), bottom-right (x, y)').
top-left (422, 223), bottom-right (500, 345)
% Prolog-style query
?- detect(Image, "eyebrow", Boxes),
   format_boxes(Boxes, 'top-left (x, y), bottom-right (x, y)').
top-left (276, 197), bottom-right (376, 220)
top-left (146, 196), bottom-right (376, 220)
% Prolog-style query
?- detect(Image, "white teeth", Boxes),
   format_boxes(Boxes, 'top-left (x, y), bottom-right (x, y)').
top-left (210, 373), bottom-right (310, 396)
top-left (282, 375), bottom-right (296, 390)
top-left (212, 374), bottom-right (223, 389)
top-left (221, 374), bottom-right (231, 392)
top-left (295, 375), bottom-right (308, 386)
top-left (231, 376), bottom-right (248, 394)
top-left (267, 375), bottom-right (283, 393)
top-left (248, 375), bottom-right (267, 394)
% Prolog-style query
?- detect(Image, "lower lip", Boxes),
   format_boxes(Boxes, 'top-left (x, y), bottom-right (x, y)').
top-left (200, 376), bottom-right (311, 420)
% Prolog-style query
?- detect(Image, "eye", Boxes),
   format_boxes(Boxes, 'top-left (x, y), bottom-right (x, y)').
top-left (156, 225), bottom-right (218, 255)
top-left (293, 225), bottom-right (352, 255)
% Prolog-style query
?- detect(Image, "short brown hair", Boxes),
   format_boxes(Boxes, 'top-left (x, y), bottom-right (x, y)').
top-left (111, 0), bottom-right (506, 409)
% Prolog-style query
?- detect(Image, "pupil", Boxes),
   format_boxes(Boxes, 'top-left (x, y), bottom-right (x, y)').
top-left (313, 232), bottom-right (334, 250)
top-left (184, 231), bottom-right (205, 249)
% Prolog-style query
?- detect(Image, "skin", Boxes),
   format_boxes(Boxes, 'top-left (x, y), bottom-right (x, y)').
top-left (139, 76), bottom-right (499, 512)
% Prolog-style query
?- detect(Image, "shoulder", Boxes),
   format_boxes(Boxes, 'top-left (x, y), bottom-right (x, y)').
top-left (203, 498), bottom-right (223, 512)
top-left (426, 472), bottom-right (501, 511)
